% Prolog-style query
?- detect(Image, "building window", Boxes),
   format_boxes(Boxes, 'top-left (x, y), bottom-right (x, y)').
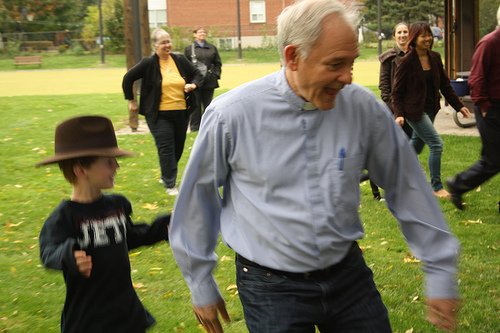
top-left (250, 0), bottom-right (266, 23)
top-left (218, 38), bottom-right (234, 50)
top-left (149, 10), bottom-right (167, 28)
top-left (148, 0), bottom-right (167, 28)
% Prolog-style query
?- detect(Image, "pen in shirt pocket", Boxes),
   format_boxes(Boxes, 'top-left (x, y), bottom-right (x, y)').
top-left (338, 147), bottom-right (346, 171)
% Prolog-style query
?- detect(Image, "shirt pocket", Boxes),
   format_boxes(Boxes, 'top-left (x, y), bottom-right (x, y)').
top-left (327, 154), bottom-right (364, 224)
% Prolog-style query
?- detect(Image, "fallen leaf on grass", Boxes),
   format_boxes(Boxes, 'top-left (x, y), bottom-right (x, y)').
top-left (142, 203), bottom-right (158, 210)
top-left (403, 254), bottom-right (420, 263)
top-left (226, 284), bottom-right (238, 296)
top-left (220, 255), bottom-right (232, 262)
top-left (466, 219), bottom-right (482, 224)
top-left (411, 295), bottom-right (419, 303)
top-left (133, 282), bottom-right (145, 289)
top-left (405, 328), bottom-right (414, 333)
top-left (5, 221), bottom-right (23, 228)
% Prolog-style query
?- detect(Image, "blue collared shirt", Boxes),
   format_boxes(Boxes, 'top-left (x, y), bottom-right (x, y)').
top-left (170, 68), bottom-right (459, 307)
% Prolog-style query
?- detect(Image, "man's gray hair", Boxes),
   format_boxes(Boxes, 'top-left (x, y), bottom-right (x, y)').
top-left (277, 0), bottom-right (360, 65)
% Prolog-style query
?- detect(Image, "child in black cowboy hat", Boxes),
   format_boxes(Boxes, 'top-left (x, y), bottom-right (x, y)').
top-left (37, 115), bottom-right (170, 333)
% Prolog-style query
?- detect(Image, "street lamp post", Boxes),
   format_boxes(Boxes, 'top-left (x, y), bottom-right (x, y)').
top-left (236, 0), bottom-right (242, 60)
top-left (98, 0), bottom-right (105, 64)
top-left (377, 0), bottom-right (382, 55)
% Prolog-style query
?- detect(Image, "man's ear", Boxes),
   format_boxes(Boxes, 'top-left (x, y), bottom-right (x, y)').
top-left (284, 45), bottom-right (300, 70)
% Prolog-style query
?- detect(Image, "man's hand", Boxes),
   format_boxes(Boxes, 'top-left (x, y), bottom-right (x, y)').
top-left (74, 250), bottom-right (92, 278)
top-left (395, 116), bottom-right (405, 127)
top-left (459, 106), bottom-right (471, 118)
top-left (193, 299), bottom-right (231, 333)
top-left (426, 298), bottom-right (460, 332)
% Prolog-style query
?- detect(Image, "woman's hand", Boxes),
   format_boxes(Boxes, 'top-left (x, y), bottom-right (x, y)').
top-left (459, 106), bottom-right (471, 118)
top-left (395, 116), bottom-right (405, 127)
top-left (184, 83), bottom-right (197, 93)
top-left (128, 100), bottom-right (138, 113)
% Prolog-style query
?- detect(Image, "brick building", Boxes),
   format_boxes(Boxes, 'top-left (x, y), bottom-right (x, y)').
top-left (156, 0), bottom-right (293, 48)
top-left (149, 0), bottom-right (360, 49)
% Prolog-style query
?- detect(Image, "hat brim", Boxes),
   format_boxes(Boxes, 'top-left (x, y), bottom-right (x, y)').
top-left (35, 148), bottom-right (135, 167)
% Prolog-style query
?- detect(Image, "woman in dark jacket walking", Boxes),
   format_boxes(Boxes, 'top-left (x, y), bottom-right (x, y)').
top-left (184, 27), bottom-right (222, 132)
top-left (123, 28), bottom-right (203, 195)
top-left (392, 22), bottom-right (471, 198)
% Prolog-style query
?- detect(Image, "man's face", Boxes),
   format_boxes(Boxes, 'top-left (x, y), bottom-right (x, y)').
top-left (285, 14), bottom-right (359, 110)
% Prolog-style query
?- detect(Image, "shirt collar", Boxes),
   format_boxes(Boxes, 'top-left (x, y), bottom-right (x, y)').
top-left (195, 41), bottom-right (206, 48)
top-left (275, 67), bottom-right (319, 112)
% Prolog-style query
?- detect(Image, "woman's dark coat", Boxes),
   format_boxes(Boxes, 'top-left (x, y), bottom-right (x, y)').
top-left (184, 42), bottom-right (222, 90)
top-left (122, 52), bottom-right (204, 121)
top-left (392, 48), bottom-right (464, 121)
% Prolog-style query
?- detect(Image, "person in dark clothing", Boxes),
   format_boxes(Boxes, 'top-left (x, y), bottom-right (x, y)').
top-left (123, 28), bottom-right (203, 195)
top-left (36, 115), bottom-right (171, 333)
top-left (392, 22), bottom-right (471, 198)
top-left (184, 27), bottom-right (222, 132)
top-left (379, 22), bottom-right (411, 137)
top-left (361, 23), bottom-right (410, 201)
top-left (447, 8), bottom-right (500, 211)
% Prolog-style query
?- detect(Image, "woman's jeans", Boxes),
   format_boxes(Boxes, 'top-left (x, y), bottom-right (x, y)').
top-left (146, 110), bottom-right (187, 188)
top-left (407, 112), bottom-right (444, 191)
top-left (236, 243), bottom-right (391, 333)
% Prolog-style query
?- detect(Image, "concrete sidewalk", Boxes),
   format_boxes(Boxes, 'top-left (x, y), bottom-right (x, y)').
top-left (116, 104), bottom-right (479, 137)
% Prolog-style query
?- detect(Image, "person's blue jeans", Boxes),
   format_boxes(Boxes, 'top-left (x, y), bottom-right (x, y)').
top-left (413, 109), bottom-right (438, 154)
top-left (236, 243), bottom-right (392, 333)
top-left (408, 113), bottom-right (444, 191)
top-left (146, 110), bottom-right (187, 188)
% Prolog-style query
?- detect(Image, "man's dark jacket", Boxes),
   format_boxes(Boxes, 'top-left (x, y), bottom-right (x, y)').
top-left (392, 48), bottom-right (464, 121)
top-left (122, 52), bottom-right (203, 121)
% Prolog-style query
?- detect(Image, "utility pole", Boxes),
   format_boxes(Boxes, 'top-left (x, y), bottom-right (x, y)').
top-left (123, 0), bottom-right (150, 130)
top-left (98, 0), bottom-right (105, 64)
top-left (236, 0), bottom-right (242, 60)
top-left (377, 0), bottom-right (382, 55)
top-left (124, 0), bottom-right (150, 70)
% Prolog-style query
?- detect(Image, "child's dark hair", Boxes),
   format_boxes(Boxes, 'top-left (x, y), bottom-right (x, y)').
top-left (58, 156), bottom-right (98, 184)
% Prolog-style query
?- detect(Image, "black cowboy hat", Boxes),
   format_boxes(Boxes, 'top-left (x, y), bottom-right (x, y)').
top-left (36, 115), bottom-right (134, 167)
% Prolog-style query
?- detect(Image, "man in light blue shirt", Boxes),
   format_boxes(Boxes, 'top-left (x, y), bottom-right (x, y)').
top-left (170, 0), bottom-right (460, 332)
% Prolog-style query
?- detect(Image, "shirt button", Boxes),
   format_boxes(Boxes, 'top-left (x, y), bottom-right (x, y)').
top-left (243, 267), bottom-right (248, 272)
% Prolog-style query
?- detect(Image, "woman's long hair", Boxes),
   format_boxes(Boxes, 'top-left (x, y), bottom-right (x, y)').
top-left (407, 22), bottom-right (434, 50)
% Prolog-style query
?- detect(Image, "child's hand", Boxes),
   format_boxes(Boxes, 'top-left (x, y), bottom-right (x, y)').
top-left (74, 250), bottom-right (92, 278)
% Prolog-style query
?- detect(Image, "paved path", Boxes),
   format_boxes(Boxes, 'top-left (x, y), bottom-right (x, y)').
top-left (115, 103), bottom-right (479, 137)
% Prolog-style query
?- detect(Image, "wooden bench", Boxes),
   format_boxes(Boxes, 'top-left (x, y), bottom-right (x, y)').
top-left (14, 56), bottom-right (42, 68)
